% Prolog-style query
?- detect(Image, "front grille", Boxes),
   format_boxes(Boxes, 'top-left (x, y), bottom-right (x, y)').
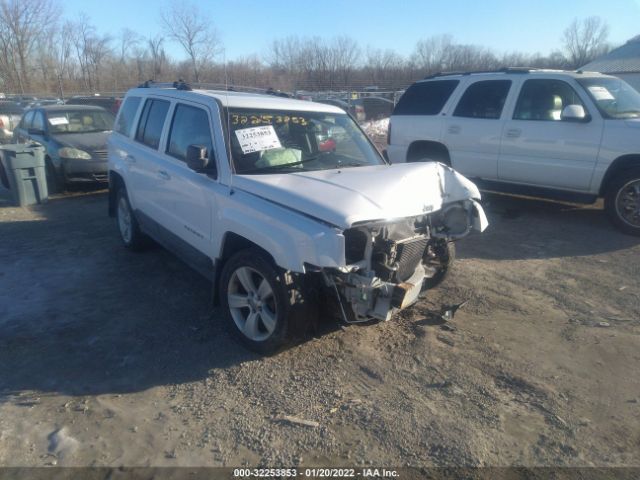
top-left (395, 236), bottom-right (428, 282)
top-left (92, 150), bottom-right (108, 161)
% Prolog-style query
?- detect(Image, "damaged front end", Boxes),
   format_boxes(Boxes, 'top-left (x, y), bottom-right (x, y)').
top-left (323, 197), bottom-right (487, 323)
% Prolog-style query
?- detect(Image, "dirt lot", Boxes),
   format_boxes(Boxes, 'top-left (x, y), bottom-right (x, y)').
top-left (0, 184), bottom-right (639, 469)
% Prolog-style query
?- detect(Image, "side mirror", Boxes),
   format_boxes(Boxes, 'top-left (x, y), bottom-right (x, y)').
top-left (561, 105), bottom-right (589, 122)
top-left (186, 144), bottom-right (214, 174)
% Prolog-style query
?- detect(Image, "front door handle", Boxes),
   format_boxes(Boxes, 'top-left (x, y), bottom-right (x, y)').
top-left (448, 125), bottom-right (461, 134)
top-left (506, 128), bottom-right (522, 138)
top-left (157, 170), bottom-right (171, 181)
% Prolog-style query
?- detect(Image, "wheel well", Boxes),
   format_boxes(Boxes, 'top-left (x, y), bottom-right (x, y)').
top-left (406, 141), bottom-right (451, 165)
top-left (599, 154), bottom-right (640, 196)
top-left (108, 171), bottom-right (124, 217)
top-left (213, 232), bottom-right (277, 305)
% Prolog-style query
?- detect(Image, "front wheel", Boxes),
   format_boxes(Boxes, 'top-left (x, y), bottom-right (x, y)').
top-left (219, 249), bottom-right (301, 354)
top-left (421, 241), bottom-right (455, 291)
top-left (45, 159), bottom-right (64, 194)
top-left (605, 168), bottom-right (640, 236)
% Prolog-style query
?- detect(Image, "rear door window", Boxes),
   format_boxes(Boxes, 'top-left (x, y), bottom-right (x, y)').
top-left (135, 98), bottom-right (170, 149)
top-left (115, 96), bottom-right (141, 136)
top-left (393, 80), bottom-right (459, 115)
top-left (166, 104), bottom-right (214, 162)
top-left (453, 80), bottom-right (512, 119)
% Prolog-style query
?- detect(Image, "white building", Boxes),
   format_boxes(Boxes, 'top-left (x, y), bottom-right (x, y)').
top-left (581, 35), bottom-right (640, 92)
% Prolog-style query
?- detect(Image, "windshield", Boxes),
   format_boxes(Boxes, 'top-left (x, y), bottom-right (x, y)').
top-left (228, 108), bottom-right (384, 174)
top-left (46, 109), bottom-right (114, 134)
top-left (577, 77), bottom-right (640, 119)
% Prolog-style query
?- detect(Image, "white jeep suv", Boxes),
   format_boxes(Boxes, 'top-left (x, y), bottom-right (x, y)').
top-left (387, 69), bottom-right (640, 236)
top-left (108, 82), bottom-right (487, 353)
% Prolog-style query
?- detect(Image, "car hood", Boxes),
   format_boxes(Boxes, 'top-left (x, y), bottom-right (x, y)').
top-left (232, 162), bottom-right (482, 230)
top-left (52, 131), bottom-right (110, 150)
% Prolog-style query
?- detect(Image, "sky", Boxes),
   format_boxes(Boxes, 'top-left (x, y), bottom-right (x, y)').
top-left (61, 0), bottom-right (640, 61)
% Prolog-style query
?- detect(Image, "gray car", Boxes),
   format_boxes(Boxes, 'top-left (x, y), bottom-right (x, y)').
top-left (13, 105), bottom-right (114, 192)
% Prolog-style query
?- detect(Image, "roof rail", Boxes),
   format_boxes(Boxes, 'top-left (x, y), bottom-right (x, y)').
top-left (190, 82), bottom-right (287, 96)
top-left (135, 80), bottom-right (294, 97)
top-left (423, 67), bottom-right (542, 80)
top-left (137, 79), bottom-right (192, 91)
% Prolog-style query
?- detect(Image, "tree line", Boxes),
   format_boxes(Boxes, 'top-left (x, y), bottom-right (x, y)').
top-left (0, 0), bottom-right (613, 96)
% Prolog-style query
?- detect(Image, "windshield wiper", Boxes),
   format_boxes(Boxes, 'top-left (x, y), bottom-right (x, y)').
top-left (240, 155), bottom-right (325, 174)
top-left (338, 162), bottom-right (367, 168)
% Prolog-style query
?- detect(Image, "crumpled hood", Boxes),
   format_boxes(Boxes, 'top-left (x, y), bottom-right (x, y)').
top-left (52, 131), bottom-right (110, 151)
top-left (233, 162), bottom-right (482, 229)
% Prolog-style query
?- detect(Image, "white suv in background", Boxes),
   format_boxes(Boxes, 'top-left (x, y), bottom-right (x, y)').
top-left (108, 82), bottom-right (487, 353)
top-left (387, 69), bottom-right (640, 236)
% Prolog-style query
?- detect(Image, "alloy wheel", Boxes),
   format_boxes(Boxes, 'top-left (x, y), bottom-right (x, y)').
top-left (227, 266), bottom-right (277, 341)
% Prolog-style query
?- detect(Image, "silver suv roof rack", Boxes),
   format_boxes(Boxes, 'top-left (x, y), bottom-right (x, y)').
top-left (135, 80), bottom-right (292, 97)
top-left (137, 80), bottom-right (192, 91)
top-left (423, 67), bottom-right (556, 80)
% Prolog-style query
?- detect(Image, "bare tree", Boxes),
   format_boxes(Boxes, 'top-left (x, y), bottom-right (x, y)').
top-left (412, 34), bottom-right (454, 73)
top-left (331, 36), bottom-right (360, 88)
top-left (147, 35), bottom-right (166, 79)
top-left (160, 1), bottom-right (221, 82)
top-left (118, 28), bottom-right (140, 64)
top-left (563, 16), bottom-right (610, 68)
top-left (364, 47), bottom-right (406, 88)
top-left (0, 0), bottom-right (59, 92)
top-left (70, 14), bottom-right (113, 92)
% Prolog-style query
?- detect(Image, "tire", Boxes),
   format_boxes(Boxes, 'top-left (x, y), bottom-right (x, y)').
top-left (604, 167), bottom-right (640, 236)
top-left (116, 186), bottom-right (148, 251)
top-left (45, 158), bottom-right (64, 194)
top-left (422, 241), bottom-right (455, 291)
top-left (219, 249), bottom-right (302, 354)
top-left (0, 161), bottom-right (8, 189)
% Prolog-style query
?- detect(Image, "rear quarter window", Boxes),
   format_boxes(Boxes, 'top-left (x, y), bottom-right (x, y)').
top-left (115, 96), bottom-right (141, 136)
top-left (393, 80), bottom-right (459, 115)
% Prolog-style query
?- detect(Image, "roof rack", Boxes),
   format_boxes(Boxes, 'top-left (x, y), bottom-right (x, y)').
top-left (423, 67), bottom-right (544, 80)
top-left (137, 79), bottom-right (192, 91)
top-left (134, 80), bottom-right (296, 98)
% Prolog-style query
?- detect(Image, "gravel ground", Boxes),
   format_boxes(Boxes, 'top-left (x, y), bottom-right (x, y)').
top-left (0, 184), bottom-right (639, 469)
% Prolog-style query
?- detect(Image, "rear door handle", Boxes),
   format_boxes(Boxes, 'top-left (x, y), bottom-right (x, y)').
top-left (157, 170), bottom-right (171, 181)
top-left (448, 125), bottom-right (461, 134)
top-left (506, 128), bottom-right (522, 138)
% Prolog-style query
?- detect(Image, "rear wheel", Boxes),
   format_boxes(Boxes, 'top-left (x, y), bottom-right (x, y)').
top-left (116, 186), bottom-right (148, 250)
top-left (605, 168), bottom-right (640, 236)
top-left (0, 161), bottom-right (8, 189)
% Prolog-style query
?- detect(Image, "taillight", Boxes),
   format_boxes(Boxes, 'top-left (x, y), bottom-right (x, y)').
top-left (0, 117), bottom-right (4, 128)
top-left (387, 121), bottom-right (392, 145)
